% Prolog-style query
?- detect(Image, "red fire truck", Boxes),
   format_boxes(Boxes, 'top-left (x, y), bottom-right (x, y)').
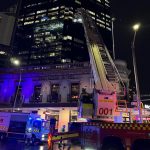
top-left (49, 8), bottom-right (150, 150)
top-left (72, 9), bottom-right (150, 150)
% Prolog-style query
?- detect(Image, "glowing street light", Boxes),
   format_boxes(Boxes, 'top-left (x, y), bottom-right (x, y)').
top-left (10, 58), bottom-right (20, 66)
top-left (13, 59), bottom-right (20, 66)
top-left (131, 23), bottom-right (142, 123)
top-left (133, 23), bottom-right (140, 31)
top-left (10, 58), bottom-right (21, 112)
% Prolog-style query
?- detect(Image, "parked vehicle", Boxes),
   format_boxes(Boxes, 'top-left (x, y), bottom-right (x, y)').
top-left (0, 112), bottom-right (49, 144)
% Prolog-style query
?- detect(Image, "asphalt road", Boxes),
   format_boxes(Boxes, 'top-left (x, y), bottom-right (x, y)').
top-left (0, 139), bottom-right (83, 150)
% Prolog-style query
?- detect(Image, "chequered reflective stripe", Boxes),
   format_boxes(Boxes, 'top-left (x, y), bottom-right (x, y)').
top-left (33, 129), bottom-right (39, 132)
top-left (83, 123), bottom-right (150, 131)
top-left (0, 126), bottom-right (8, 131)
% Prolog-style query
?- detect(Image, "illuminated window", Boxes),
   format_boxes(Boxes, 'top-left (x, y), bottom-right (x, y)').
top-left (48, 7), bottom-right (59, 11)
top-left (106, 27), bottom-right (111, 31)
top-left (88, 10), bottom-right (95, 16)
top-left (60, 15), bottom-right (64, 18)
top-left (60, 6), bottom-right (65, 9)
top-left (27, 12), bottom-right (35, 16)
top-left (61, 59), bottom-right (71, 63)
top-left (63, 36), bottom-right (72, 40)
top-left (33, 85), bottom-right (42, 102)
top-left (51, 84), bottom-right (59, 95)
top-left (36, 14), bottom-right (46, 19)
top-left (51, 16), bottom-right (57, 20)
top-left (97, 18), bottom-right (105, 24)
top-left (74, 38), bottom-right (84, 44)
top-left (37, 10), bottom-right (47, 14)
top-left (49, 53), bottom-right (55, 57)
top-left (48, 11), bottom-right (59, 16)
top-left (75, 0), bottom-right (81, 5)
top-left (35, 20), bottom-right (40, 23)
top-left (18, 18), bottom-right (23, 22)
top-left (105, 3), bottom-right (110, 7)
top-left (45, 32), bottom-right (50, 35)
top-left (106, 14), bottom-right (110, 18)
top-left (71, 83), bottom-right (80, 101)
top-left (25, 16), bottom-right (34, 21)
top-left (0, 51), bottom-right (6, 55)
top-left (24, 21), bottom-right (34, 25)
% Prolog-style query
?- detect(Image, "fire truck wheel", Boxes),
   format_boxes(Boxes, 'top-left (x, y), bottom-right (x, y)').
top-left (132, 139), bottom-right (150, 150)
top-left (102, 138), bottom-right (124, 150)
top-left (30, 135), bottom-right (36, 145)
top-left (102, 144), bottom-right (123, 150)
top-left (0, 134), bottom-right (4, 140)
top-left (25, 138), bottom-right (30, 145)
top-left (0, 134), bottom-right (6, 141)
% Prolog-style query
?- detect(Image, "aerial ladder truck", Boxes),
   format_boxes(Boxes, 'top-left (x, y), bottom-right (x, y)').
top-left (76, 8), bottom-right (126, 122)
top-left (70, 9), bottom-right (150, 150)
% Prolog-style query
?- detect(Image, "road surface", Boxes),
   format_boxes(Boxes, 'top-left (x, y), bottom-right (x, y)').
top-left (0, 139), bottom-right (83, 150)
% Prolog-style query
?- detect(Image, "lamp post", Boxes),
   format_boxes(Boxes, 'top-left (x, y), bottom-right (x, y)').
top-left (11, 58), bottom-right (21, 112)
top-left (131, 23), bottom-right (143, 123)
top-left (111, 17), bottom-right (116, 60)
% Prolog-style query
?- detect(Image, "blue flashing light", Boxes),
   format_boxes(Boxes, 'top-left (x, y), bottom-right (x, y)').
top-left (29, 117), bottom-right (32, 120)
top-left (36, 118), bottom-right (42, 121)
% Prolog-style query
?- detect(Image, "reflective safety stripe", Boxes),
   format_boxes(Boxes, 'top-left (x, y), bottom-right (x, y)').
top-left (33, 129), bottom-right (39, 132)
top-left (0, 126), bottom-right (8, 131)
top-left (52, 133), bottom-right (79, 141)
top-left (83, 123), bottom-right (150, 131)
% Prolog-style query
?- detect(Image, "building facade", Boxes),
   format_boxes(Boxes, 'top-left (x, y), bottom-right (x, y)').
top-left (0, 62), bottom-right (93, 131)
top-left (0, 60), bottom-right (131, 130)
top-left (14, 0), bottom-right (112, 66)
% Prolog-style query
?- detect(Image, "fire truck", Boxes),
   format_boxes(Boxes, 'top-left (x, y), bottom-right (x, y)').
top-left (70, 8), bottom-right (150, 150)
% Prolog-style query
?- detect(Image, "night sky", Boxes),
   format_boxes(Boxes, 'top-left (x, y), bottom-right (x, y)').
top-left (111, 0), bottom-right (150, 94)
top-left (0, 0), bottom-right (18, 12)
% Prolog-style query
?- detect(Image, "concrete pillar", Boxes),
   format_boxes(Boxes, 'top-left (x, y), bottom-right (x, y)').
top-left (58, 109), bottom-right (70, 132)
top-left (59, 80), bottom-right (69, 103)
top-left (38, 109), bottom-right (45, 119)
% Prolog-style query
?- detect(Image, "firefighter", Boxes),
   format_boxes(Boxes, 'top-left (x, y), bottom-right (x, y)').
top-left (80, 88), bottom-right (91, 103)
top-left (50, 117), bottom-right (56, 134)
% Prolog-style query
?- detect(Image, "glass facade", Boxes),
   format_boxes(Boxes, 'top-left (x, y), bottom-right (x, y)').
top-left (14, 0), bottom-right (111, 66)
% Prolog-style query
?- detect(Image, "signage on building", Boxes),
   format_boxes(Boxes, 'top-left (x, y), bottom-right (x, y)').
top-left (145, 104), bottom-right (150, 109)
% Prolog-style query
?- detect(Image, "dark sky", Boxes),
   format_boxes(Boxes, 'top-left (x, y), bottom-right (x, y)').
top-left (111, 0), bottom-right (150, 94)
top-left (0, 0), bottom-right (18, 12)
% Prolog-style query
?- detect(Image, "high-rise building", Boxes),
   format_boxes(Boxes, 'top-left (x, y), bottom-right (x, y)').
top-left (14, 0), bottom-right (112, 66)
top-left (0, 0), bottom-right (20, 67)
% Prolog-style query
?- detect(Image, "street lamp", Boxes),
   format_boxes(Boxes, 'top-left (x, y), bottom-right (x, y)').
top-left (11, 58), bottom-right (21, 112)
top-left (111, 17), bottom-right (116, 60)
top-left (131, 23), bottom-right (143, 123)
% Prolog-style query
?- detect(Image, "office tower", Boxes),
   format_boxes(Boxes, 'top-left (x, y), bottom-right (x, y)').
top-left (14, 0), bottom-right (112, 66)
top-left (0, 0), bottom-right (20, 67)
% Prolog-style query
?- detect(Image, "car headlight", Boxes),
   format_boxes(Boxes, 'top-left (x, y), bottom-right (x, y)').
top-left (27, 128), bottom-right (32, 133)
top-left (42, 134), bottom-right (45, 138)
